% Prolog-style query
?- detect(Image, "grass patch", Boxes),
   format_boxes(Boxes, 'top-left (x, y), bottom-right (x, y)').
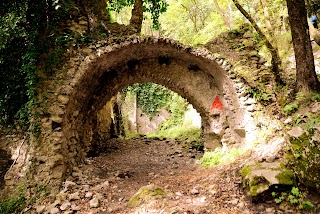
top-left (200, 147), bottom-right (245, 167)
top-left (0, 193), bottom-right (26, 214)
top-left (147, 126), bottom-right (201, 142)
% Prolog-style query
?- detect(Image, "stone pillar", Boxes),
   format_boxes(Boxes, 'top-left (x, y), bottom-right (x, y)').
top-left (202, 109), bottom-right (228, 151)
top-left (121, 92), bottom-right (138, 135)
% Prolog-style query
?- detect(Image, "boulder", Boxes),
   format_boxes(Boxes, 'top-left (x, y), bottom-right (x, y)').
top-left (241, 162), bottom-right (294, 197)
top-left (287, 128), bottom-right (320, 191)
top-left (128, 184), bottom-right (167, 207)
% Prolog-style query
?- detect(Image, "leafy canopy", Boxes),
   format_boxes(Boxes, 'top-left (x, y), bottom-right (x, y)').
top-left (108, 0), bottom-right (168, 29)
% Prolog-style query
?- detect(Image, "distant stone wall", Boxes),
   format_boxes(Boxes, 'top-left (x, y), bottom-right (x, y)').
top-left (120, 92), bottom-right (138, 135)
top-left (136, 108), bottom-right (171, 134)
top-left (96, 99), bottom-right (114, 147)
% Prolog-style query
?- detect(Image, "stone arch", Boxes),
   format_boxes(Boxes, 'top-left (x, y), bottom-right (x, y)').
top-left (5, 36), bottom-right (248, 192)
top-left (63, 37), bottom-right (234, 159)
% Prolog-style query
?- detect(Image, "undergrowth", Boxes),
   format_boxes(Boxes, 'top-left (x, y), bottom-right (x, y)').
top-left (200, 147), bottom-right (245, 167)
top-left (147, 125), bottom-right (201, 142)
top-left (271, 186), bottom-right (314, 211)
top-left (282, 92), bottom-right (320, 129)
top-left (0, 187), bottom-right (26, 214)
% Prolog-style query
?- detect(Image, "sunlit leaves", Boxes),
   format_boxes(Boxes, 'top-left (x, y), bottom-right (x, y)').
top-left (159, 0), bottom-right (228, 45)
top-left (0, 3), bottom-right (27, 50)
top-left (108, 0), bottom-right (168, 29)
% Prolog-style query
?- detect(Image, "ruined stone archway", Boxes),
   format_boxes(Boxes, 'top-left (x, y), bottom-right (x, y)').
top-left (5, 36), bottom-right (248, 193)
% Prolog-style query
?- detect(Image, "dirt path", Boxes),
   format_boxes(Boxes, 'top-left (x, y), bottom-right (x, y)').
top-left (89, 137), bottom-right (202, 210)
top-left (35, 137), bottom-right (316, 214)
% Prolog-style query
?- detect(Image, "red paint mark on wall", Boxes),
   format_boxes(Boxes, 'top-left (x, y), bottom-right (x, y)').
top-left (210, 96), bottom-right (224, 111)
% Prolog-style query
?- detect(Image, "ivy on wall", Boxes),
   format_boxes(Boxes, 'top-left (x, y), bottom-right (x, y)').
top-left (0, 2), bottom-right (36, 127)
top-left (123, 82), bottom-right (188, 129)
top-left (124, 82), bottom-right (171, 118)
top-left (0, 1), bottom-right (72, 130)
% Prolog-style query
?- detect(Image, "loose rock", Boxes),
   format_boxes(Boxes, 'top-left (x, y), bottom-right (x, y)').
top-left (60, 202), bottom-right (71, 211)
top-left (190, 188), bottom-right (199, 195)
top-left (89, 197), bottom-right (100, 208)
top-left (50, 207), bottom-right (60, 214)
top-left (69, 192), bottom-right (80, 201)
top-left (35, 205), bottom-right (46, 213)
top-left (85, 192), bottom-right (93, 199)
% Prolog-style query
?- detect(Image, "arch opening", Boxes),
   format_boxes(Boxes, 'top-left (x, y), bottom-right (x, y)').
top-left (90, 82), bottom-right (204, 157)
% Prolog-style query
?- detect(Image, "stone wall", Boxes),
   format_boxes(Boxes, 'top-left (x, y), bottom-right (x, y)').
top-left (136, 108), bottom-right (171, 134)
top-left (95, 99), bottom-right (114, 153)
top-left (120, 92), bottom-right (138, 135)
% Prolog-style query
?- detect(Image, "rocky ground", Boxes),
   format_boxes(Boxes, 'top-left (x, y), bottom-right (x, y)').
top-left (26, 137), bottom-right (320, 214)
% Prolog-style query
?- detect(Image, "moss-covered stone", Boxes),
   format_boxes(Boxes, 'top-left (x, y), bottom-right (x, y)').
top-left (249, 176), bottom-right (270, 196)
top-left (241, 162), bottom-right (295, 197)
top-left (240, 165), bottom-right (252, 178)
top-left (128, 184), bottom-right (166, 207)
top-left (287, 128), bottom-right (320, 191)
top-left (276, 170), bottom-right (294, 185)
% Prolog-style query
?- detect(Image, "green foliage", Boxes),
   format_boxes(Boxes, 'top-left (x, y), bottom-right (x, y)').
top-left (311, 91), bottom-right (320, 101)
top-left (241, 165), bottom-right (252, 178)
top-left (159, 93), bottom-right (188, 130)
top-left (0, 2), bottom-right (39, 129)
top-left (124, 82), bottom-right (187, 120)
top-left (200, 148), bottom-right (245, 167)
top-left (124, 82), bottom-right (199, 143)
top-left (248, 87), bottom-right (273, 103)
top-left (0, 186), bottom-right (26, 214)
top-left (0, 0), bottom-right (93, 129)
top-left (108, 0), bottom-right (168, 29)
top-left (307, 0), bottom-right (320, 15)
top-left (110, 5), bottom-right (132, 25)
top-left (271, 186), bottom-right (314, 210)
top-left (305, 114), bottom-right (320, 128)
top-left (126, 83), bottom-right (170, 118)
top-left (283, 102), bottom-right (298, 115)
top-left (45, 32), bottom-right (92, 74)
top-left (159, 0), bottom-right (228, 45)
top-left (301, 200), bottom-right (315, 210)
top-left (108, 0), bottom-right (135, 13)
top-left (149, 125), bottom-right (201, 141)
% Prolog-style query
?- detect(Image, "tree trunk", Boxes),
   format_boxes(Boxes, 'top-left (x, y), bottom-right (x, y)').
top-left (111, 96), bottom-right (125, 137)
top-left (79, 0), bottom-right (110, 32)
top-left (306, 0), bottom-right (312, 17)
top-left (232, 0), bottom-right (284, 85)
top-left (213, 0), bottom-right (231, 30)
top-left (286, 0), bottom-right (320, 93)
top-left (130, 0), bottom-right (143, 33)
top-left (228, 3), bottom-right (234, 27)
top-left (260, 0), bottom-right (283, 77)
top-left (181, 3), bottom-right (199, 32)
top-left (260, 0), bottom-right (274, 35)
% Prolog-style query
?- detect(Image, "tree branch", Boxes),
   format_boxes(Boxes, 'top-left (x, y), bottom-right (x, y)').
top-left (232, 0), bottom-right (284, 85)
